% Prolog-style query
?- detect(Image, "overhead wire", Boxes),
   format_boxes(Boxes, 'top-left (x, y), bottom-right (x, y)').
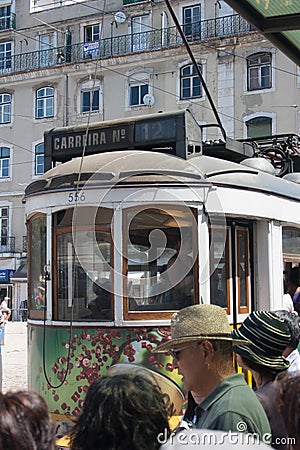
top-left (40, 0), bottom-right (109, 392)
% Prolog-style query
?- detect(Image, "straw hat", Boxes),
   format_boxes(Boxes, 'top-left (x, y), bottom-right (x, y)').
top-left (153, 304), bottom-right (246, 353)
top-left (232, 311), bottom-right (291, 370)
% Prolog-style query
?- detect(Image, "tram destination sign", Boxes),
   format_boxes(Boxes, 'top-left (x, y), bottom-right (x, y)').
top-left (46, 124), bottom-right (131, 156)
top-left (44, 110), bottom-right (203, 170)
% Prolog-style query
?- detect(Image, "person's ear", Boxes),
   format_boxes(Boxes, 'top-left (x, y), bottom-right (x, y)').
top-left (199, 340), bottom-right (215, 364)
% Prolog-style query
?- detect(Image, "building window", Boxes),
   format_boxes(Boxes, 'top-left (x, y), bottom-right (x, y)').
top-left (247, 52), bottom-right (272, 91)
top-left (180, 64), bottom-right (202, 99)
top-left (39, 34), bottom-right (54, 67)
top-left (35, 86), bottom-right (54, 119)
top-left (0, 42), bottom-right (12, 71)
top-left (0, 206), bottom-right (8, 248)
top-left (81, 90), bottom-right (99, 113)
top-left (80, 80), bottom-right (101, 113)
top-left (35, 143), bottom-right (44, 175)
top-left (131, 15), bottom-right (149, 51)
top-left (83, 24), bottom-right (100, 59)
top-left (127, 70), bottom-right (151, 107)
top-left (130, 83), bottom-right (148, 106)
top-left (0, 93), bottom-right (11, 124)
top-left (0, 147), bottom-right (10, 178)
top-left (0, 6), bottom-right (11, 29)
top-left (246, 116), bottom-right (272, 138)
top-left (183, 5), bottom-right (201, 41)
top-left (84, 24), bottom-right (100, 43)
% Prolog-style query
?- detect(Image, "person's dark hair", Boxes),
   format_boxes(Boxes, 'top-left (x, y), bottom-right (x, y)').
top-left (276, 372), bottom-right (300, 449)
top-left (242, 356), bottom-right (284, 380)
top-left (274, 310), bottom-right (300, 349)
top-left (69, 373), bottom-right (173, 450)
top-left (0, 390), bottom-right (55, 450)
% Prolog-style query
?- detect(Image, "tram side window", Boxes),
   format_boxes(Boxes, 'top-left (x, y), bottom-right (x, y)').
top-left (28, 215), bottom-right (47, 319)
top-left (210, 227), bottom-right (230, 311)
top-left (124, 206), bottom-right (198, 317)
top-left (54, 207), bottom-right (113, 321)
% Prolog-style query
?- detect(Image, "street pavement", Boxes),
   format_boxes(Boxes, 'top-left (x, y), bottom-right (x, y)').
top-left (1, 321), bottom-right (28, 392)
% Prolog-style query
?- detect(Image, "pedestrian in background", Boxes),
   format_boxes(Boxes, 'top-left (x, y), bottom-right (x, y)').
top-left (274, 310), bottom-right (300, 372)
top-left (276, 372), bottom-right (300, 450)
top-left (233, 311), bottom-right (291, 449)
top-left (19, 299), bottom-right (28, 322)
top-left (0, 298), bottom-right (11, 346)
top-left (288, 267), bottom-right (300, 315)
top-left (69, 372), bottom-right (174, 450)
top-left (0, 390), bottom-right (55, 450)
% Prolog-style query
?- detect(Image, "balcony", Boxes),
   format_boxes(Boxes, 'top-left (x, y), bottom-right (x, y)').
top-left (0, 236), bottom-right (15, 253)
top-left (123, 0), bottom-right (148, 4)
top-left (0, 14), bottom-right (253, 76)
top-left (0, 13), bottom-right (16, 31)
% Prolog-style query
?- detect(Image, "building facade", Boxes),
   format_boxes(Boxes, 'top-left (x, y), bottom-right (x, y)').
top-left (0, 0), bottom-right (299, 313)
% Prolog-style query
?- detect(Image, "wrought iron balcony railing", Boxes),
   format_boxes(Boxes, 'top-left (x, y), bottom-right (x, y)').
top-left (0, 236), bottom-right (15, 253)
top-left (123, 0), bottom-right (148, 4)
top-left (0, 13), bottom-right (16, 31)
top-left (0, 14), bottom-right (253, 76)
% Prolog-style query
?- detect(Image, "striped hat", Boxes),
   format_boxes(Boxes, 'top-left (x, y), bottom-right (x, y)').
top-left (232, 311), bottom-right (291, 370)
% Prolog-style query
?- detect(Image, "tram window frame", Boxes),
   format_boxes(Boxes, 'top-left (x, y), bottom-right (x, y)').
top-left (282, 227), bottom-right (300, 292)
top-left (28, 213), bottom-right (47, 320)
top-left (123, 205), bottom-right (198, 320)
top-left (236, 228), bottom-right (250, 315)
top-left (282, 227), bottom-right (300, 263)
top-left (52, 207), bottom-right (114, 322)
top-left (209, 226), bottom-right (231, 314)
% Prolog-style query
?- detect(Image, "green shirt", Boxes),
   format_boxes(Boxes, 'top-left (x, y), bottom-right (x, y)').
top-left (195, 374), bottom-right (271, 442)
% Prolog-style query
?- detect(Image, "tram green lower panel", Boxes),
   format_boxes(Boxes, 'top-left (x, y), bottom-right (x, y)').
top-left (28, 324), bottom-right (182, 418)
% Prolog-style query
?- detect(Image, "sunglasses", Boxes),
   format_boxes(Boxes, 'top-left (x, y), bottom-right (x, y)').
top-left (169, 343), bottom-right (199, 360)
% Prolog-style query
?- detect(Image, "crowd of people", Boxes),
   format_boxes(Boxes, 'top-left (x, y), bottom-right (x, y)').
top-left (0, 301), bottom-right (299, 449)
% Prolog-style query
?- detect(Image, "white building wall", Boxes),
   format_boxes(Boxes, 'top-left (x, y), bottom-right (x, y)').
top-left (217, 51), bottom-right (235, 138)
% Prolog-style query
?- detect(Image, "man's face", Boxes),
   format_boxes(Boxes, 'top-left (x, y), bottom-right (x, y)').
top-left (172, 343), bottom-right (205, 393)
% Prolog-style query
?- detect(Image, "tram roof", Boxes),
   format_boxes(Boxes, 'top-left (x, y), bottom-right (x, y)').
top-left (25, 150), bottom-right (300, 202)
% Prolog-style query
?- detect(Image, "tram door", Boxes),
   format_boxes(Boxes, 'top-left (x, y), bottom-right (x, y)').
top-left (210, 224), bottom-right (252, 326)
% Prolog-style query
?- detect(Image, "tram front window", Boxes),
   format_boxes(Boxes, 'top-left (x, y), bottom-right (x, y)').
top-left (54, 207), bottom-right (113, 321)
top-left (125, 207), bottom-right (197, 314)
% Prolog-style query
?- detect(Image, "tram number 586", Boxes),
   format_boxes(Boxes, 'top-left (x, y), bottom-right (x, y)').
top-left (68, 192), bottom-right (86, 203)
